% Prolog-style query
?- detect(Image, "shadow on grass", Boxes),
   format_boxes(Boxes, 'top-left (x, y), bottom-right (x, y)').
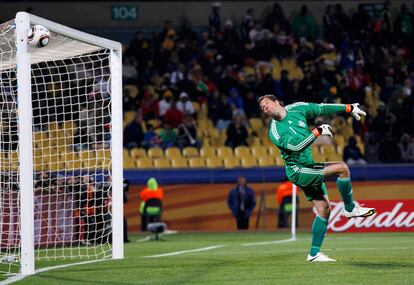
top-left (348, 261), bottom-right (414, 270)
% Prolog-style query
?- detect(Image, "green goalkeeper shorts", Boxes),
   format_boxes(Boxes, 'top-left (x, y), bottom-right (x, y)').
top-left (285, 163), bottom-right (328, 201)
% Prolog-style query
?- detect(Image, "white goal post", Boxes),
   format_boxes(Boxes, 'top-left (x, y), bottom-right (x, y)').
top-left (1, 12), bottom-right (123, 275)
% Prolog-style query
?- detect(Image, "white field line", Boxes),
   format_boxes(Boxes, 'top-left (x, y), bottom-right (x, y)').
top-left (144, 245), bottom-right (226, 258)
top-left (242, 237), bottom-right (297, 246)
top-left (0, 259), bottom-right (110, 285)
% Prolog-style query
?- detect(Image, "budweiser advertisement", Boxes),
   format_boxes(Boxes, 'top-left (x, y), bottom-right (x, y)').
top-left (324, 200), bottom-right (414, 232)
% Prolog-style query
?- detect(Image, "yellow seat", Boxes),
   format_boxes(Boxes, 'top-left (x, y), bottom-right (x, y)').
top-left (333, 135), bottom-right (346, 147)
top-left (124, 84), bottom-right (139, 98)
top-left (217, 146), bottom-right (233, 157)
top-left (137, 158), bottom-right (153, 169)
top-left (200, 147), bottom-right (216, 158)
top-left (326, 152), bottom-right (342, 161)
top-left (223, 158), bottom-right (240, 169)
top-left (147, 119), bottom-right (162, 129)
top-left (241, 157), bottom-right (257, 168)
top-left (258, 156), bottom-right (275, 167)
top-left (234, 146), bottom-right (251, 157)
top-left (206, 157), bottom-right (223, 168)
top-left (153, 158), bottom-right (171, 169)
top-left (79, 150), bottom-right (96, 161)
top-left (96, 149), bottom-right (111, 160)
top-left (251, 146), bottom-right (268, 157)
top-left (147, 147), bottom-right (164, 158)
top-left (165, 147), bottom-right (182, 159)
top-left (124, 111), bottom-right (137, 124)
top-left (268, 147), bottom-right (280, 157)
top-left (275, 157), bottom-right (285, 166)
top-left (192, 101), bottom-right (200, 113)
top-left (130, 148), bottom-right (147, 159)
top-left (188, 157), bottom-right (206, 168)
top-left (123, 157), bottom-right (136, 169)
top-left (320, 144), bottom-right (336, 156)
top-left (171, 158), bottom-right (188, 168)
top-left (182, 147), bottom-right (199, 158)
top-left (249, 118), bottom-right (264, 131)
top-left (249, 137), bottom-right (262, 146)
top-left (66, 160), bottom-right (83, 170)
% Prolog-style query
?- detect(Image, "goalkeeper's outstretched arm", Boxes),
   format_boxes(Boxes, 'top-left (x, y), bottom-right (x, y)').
top-left (303, 103), bottom-right (366, 121)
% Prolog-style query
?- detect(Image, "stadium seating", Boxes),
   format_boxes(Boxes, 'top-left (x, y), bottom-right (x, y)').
top-left (200, 147), bottom-right (216, 158)
top-left (154, 158), bottom-right (171, 169)
top-left (171, 157), bottom-right (188, 168)
top-left (258, 156), bottom-right (275, 167)
top-left (165, 147), bottom-right (182, 159)
top-left (189, 157), bottom-right (206, 168)
top-left (182, 147), bottom-right (199, 158)
top-left (241, 157), bottom-right (257, 168)
top-left (223, 158), bottom-right (240, 168)
top-left (217, 146), bottom-right (233, 158)
top-left (137, 158), bottom-right (153, 169)
top-left (234, 146), bottom-right (251, 157)
top-left (251, 146), bottom-right (268, 157)
top-left (206, 157), bottom-right (223, 168)
top-left (147, 147), bottom-right (164, 158)
top-left (130, 148), bottom-right (147, 159)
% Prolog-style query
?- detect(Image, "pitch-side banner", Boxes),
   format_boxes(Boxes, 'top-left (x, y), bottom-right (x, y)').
top-left (326, 200), bottom-right (414, 232)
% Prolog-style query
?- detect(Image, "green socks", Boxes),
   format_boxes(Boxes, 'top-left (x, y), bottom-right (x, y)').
top-left (337, 177), bottom-right (356, 212)
top-left (309, 215), bottom-right (327, 256)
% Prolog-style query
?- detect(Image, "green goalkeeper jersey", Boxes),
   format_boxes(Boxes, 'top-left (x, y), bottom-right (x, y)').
top-left (268, 102), bottom-right (348, 166)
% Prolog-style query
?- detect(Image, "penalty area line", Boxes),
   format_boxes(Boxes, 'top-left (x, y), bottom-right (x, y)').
top-left (242, 237), bottom-right (297, 246)
top-left (144, 245), bottom-right (226, 258)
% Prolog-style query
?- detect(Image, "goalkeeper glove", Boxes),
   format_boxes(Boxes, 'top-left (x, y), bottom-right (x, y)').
top-left (348, 103), bottom-right (366, 121)
top-left (312, 124), bottom-right (333, 138)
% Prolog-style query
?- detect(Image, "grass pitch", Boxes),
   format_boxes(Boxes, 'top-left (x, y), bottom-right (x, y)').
top-left (5, 231), bottom-right (414, 285)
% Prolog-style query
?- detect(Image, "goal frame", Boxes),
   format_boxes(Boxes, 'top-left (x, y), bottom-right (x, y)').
top-left (14, 11), bottom-right (123, 275)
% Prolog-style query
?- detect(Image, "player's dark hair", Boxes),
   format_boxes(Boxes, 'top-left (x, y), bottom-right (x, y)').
top-left (257, 94), bottom-right (279, 104)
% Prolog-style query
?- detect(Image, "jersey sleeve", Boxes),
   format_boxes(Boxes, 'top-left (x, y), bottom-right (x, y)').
top-left (269, 121), bottom-right (316, 152)
top-left (291, 102), bottom-right (350, 119)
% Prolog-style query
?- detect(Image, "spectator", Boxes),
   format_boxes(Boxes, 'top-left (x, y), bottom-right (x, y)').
top-left (177, 114), bottom-right (200, 149)
top-left (398, 134), bottom-right (414, 162)
top-left (139, 178), bottom-right (164, 231)
top-left (123, 112), bottom-right (144, 149)
top-left (292, 5), bottom-right (317, 41)
top-left (142, 125), bottom-right (162, 149)
top-left (123, 179), bottom-right (130, 242)
top-left (351, 4), bottom-right (371, 39)
top-left (394, 4), bottom-right (413, 47)
top-left (209, 2), bottom-right (222, 32)
top-left (241, 8), bottom-right (255, 41)
top-left (159, 122), bottom-right (177, 149)
top-left (163, 100), bottom-right (183, 128)
top-left (227, 176), bottom-right (256, 230)
top-left (140, 91), bottom-right (159, 121)
top-left (264, 3), bottom-right (290, 33)
top-left (243, 91), bottom-right (261, 119)
top-left (225, 114), bottom-right (249, 148)
top-left (176, 92), bottom-right (195, 116)
top-left (276, 181), bottom-right (299, 228)
top-left (158, 90), bottom-right (173, 117)
top-left (343, 137), bottom-right (367, 165)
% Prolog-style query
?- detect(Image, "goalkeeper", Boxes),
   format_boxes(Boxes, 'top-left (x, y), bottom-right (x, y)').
top-left (258, 95), bottom-right (376, 262)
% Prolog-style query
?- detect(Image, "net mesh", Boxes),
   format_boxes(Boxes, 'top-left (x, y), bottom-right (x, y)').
top-left (0, 19), bottom-right (113, 274)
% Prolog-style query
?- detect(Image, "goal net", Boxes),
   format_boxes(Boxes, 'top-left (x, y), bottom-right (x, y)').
top-left (0, 13), bottom-right (123, 275)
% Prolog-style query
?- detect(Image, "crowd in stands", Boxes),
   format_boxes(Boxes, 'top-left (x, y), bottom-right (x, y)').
top-left (123, 2), bottom-right (414, 164)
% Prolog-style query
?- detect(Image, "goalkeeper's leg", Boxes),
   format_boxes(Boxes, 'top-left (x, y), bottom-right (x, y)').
top-left (307, 194), bottom-right (335, 262)
top-left (324, 162), bottom-right (375, 218)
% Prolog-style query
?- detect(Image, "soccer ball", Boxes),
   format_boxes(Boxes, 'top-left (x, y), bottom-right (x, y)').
top-left (28, 25), bottom-right (50, 48)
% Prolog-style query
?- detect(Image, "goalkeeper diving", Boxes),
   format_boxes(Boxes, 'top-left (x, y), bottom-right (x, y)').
top-left (258, 95), bottom-right (376, 262)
